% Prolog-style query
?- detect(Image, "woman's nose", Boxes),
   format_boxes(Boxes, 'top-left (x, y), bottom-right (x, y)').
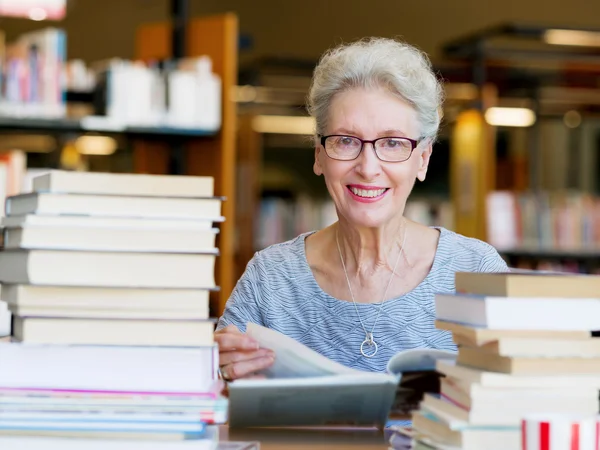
top-left (354, 142), bottom-right (382, 179)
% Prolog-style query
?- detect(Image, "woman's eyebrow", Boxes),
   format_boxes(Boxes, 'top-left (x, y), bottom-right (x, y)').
top-left (329, 128), bottom-right (359, 136)
top-left (329, 128), bottom-right (409, 137)
top-left (378, 129), bottom-right (409, 137)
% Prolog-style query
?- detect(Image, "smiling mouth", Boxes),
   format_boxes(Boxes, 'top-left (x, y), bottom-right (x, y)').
top-left (347, 186), bottom-right (389, 198)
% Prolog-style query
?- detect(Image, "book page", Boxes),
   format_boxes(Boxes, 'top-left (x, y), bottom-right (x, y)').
top-left (386, 348), bottom-right (457, 375)
top-left (245, 323), bottom-right (364, 378)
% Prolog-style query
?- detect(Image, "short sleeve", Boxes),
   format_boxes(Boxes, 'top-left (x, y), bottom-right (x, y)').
top-left (215, 253), bottom-right (267, 332)
top-left (478, 245), bottom-right (510, 273)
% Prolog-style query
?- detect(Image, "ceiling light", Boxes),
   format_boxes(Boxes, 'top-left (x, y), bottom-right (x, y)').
top-left (252, 115), bottom-right (315, 135)
top-left (28, 7), bottom-right (47, 21)
top-left (74, 136), bottom-right (117, 155)
top-left (484, 107), bottom-right (536, 127)
top-left (543, 29), bottom-right (600, 47)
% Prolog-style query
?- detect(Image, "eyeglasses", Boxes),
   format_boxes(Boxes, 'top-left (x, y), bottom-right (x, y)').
top-left (319, 134), bottom-right (419, 162)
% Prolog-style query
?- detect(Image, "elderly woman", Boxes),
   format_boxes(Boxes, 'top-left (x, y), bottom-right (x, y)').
top-left (215, 37), bottom-right (508, 379)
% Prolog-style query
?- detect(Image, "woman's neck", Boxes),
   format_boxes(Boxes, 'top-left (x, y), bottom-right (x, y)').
top-left (335, 217), bottom-right (407, 277)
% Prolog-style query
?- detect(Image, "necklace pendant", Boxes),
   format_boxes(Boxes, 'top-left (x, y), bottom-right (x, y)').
top-left (360, 333), bottom-right (378, 358)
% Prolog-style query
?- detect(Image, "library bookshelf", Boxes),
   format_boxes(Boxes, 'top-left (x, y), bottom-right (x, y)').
top-left (134, 13), bottom-right (238, 317)
top-left (0, 13), bottom-right (238, 317)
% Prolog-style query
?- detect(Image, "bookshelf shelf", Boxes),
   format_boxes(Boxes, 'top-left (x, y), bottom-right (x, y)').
top-left (124, 126), bottom-right (217, 138)
top-left (0, 117), bottom-right (219, 138)
top-left (0, 117), bottom-right (81, 133)
top-left (499, 247), bottom-right (600, 259)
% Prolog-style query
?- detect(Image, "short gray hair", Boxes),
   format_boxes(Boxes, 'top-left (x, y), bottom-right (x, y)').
top-left (307, 37), bottom-right (444, 141)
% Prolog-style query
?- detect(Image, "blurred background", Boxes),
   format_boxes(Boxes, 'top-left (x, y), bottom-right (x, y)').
top-left (1, 0), bottom-right (600, 308)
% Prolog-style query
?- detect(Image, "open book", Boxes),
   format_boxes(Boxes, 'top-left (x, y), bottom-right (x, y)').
top-left (227, 323), bottom-right (456, 428)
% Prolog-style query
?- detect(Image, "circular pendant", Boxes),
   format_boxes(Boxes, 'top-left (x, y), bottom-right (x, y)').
top-left (360, 338), bottom-right (378, 358)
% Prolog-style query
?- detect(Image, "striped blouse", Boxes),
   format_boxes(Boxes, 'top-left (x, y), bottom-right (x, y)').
top-left (216, 227), bottom-right (508, 373)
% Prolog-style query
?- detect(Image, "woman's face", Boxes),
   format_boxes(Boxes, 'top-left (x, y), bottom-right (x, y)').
top-left (314, 87), bottom-right (432, 229)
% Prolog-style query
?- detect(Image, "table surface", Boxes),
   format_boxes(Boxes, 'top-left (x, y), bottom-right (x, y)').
top-left (0, 425), bottom-right (394, 449)
top-left (221, 425), bottom-right (392, 449)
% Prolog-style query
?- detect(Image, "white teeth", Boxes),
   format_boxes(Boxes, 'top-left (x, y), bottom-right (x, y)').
top-left (350, 187), bottom-right (386, 198)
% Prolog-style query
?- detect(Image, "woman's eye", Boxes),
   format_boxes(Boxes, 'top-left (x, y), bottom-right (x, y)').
top-left (382, 139), bottom-right (407, 149)
top-left (340, 137), bottom-right (354, 146)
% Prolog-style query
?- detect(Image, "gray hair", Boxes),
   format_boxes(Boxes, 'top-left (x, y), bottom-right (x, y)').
top-left (307, 37), bottom-right (444, 141)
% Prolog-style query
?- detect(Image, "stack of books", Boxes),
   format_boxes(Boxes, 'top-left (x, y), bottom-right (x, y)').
top-left (410, 271), bottom-right (600, 450)
top-left (0, 170), bottom-right (227, 441)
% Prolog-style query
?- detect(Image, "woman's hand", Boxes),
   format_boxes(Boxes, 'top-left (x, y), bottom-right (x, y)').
top-left (214, 325), bottom-right (275, 381)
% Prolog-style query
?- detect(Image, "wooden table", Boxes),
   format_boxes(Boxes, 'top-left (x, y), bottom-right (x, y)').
top-left (221, 425), bottom-right (392, 449)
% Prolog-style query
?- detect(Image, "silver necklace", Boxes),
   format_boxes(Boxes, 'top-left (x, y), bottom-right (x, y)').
top-left (335, 223), bottom-right (407, 358)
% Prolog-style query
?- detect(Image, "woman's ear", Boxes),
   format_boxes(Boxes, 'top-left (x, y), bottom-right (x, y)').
top-left (313, 146), bottom-right (323, 176)
top-left (416, 142), bottom-right (433, 182)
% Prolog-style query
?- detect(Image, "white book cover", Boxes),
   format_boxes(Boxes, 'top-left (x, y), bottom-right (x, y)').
top-left (32, 170), bottom-right (214, 198)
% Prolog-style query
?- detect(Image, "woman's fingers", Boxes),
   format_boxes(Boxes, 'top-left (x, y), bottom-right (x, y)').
top-left (219, 348), bottom-right (272, 367)
top-left (222, 354), bottom-right (275, 380)
top-left (215, 324), bottom-right (242, 335)
top-left (214, 325), bottom-right (275, 380)
top-left (214, 330), bottom-right (259, 351)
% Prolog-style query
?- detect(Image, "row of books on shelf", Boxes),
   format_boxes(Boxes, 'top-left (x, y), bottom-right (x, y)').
top-left (256, 195), bottom-right (337, 249)
top-left (0, 170), bottom-right (230, 447)
top-left (508, 257), bottom-right (600, 274)
top-left (0, 28), bottom-right (66, 118)
top-left (256, 196), bottom-right (452, 249)
top-left (0, 26), bottom-right (221, 130)
top-left (389, 270), bottom-right (600, 450)
top-left (487, 190), bottom-right (600, 254)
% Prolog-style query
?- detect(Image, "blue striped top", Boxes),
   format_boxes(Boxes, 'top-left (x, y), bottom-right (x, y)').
top-left (216, 227), bottom-right (509, 373)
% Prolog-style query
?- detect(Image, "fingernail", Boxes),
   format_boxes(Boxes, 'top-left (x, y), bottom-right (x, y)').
top-left (247, 340), bottom-right (259, 349)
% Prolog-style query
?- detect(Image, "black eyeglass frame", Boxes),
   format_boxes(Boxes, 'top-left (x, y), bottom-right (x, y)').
top-left (318, 134), bottom-right (421, 162)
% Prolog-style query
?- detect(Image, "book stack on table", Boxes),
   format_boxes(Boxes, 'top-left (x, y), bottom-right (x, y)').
top-left (409, 272), bottom-right (600, 450)
top-left (0, 170), bottom-right (227, 445)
